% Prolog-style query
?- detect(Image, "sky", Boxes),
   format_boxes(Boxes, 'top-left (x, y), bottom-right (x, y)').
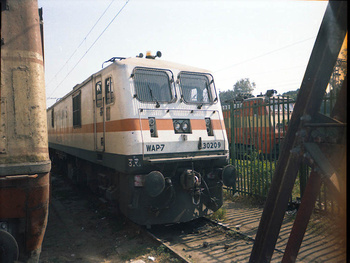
top-left (39, 0), bottom-right (329, 108)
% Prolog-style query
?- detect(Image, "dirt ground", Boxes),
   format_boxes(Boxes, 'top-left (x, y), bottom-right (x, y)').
top-left (39, 173), bottom-right (178, 263)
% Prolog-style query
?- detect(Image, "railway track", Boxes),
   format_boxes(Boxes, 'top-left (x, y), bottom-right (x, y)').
top-left (145, 217), bottom-right (285, 263)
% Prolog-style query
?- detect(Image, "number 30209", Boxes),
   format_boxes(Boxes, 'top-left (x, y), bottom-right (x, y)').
top-left (202, 141), bottom-right (221, 149)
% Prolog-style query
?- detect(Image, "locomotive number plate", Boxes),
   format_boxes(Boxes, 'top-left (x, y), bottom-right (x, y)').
top-left (202, 141), bottom-right (222, 149)
top-left (146, 144), bottom-right (165, 152)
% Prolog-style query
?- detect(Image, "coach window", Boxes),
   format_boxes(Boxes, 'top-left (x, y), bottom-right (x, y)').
top-left (73, 92), bottom-right (81, 128)
top-left (133, 68), bottom-right (175, 104)
top-left (105, 77), bottom-right (114, 105)
top-left (178, 72), bottom-right (217, 105)
top-left (96, 81), bottom-right (103, 107)
top-left (51, 108), bottom-right (54, 128)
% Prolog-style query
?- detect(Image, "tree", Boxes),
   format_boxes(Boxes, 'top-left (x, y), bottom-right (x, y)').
top-left (282, 89), bottom-right (299, 100)
top-left (219, 90), bottom-right (235, 105)
top-left (329, 52), bottom-right (347, 93)
top-left (233, 78), bottom-right (256, 97)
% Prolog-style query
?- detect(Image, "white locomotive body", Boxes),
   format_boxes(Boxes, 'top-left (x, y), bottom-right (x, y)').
top-left (47, 55), bottom-right (235, 225)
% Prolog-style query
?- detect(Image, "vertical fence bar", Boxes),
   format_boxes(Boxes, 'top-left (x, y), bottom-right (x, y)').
top-left (252, 103), bottom-right (256, 196)
top-left (259, 102), bottom-right (263, 198)
top-left (238, 103), bottom-right (243, 194)
top-left (268, 100), bottom-right (273, 182)
top-left (239, 103), bottom-right (244, 194)
top-left (247, 103), bottom-right (251, 195)
top-left (233, 104), bottom-right (239, 193)
top-left (264, 102), bottom-right (268, 198)
top-left (273, 97), bottom-right (277, 165)
top-left (240, 104), bottom-right (247, 196)
top-left (254, 102), bottom-right (260, 197)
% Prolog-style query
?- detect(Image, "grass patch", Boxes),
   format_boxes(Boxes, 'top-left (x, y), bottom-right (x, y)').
top-left (207, 207), bottom-right (227, 221)
top-left (224, 191), bottom-right (266, 208)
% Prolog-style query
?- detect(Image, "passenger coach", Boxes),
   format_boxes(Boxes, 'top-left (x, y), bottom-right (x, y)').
top-left (47, 52), bottom-right (235, 225)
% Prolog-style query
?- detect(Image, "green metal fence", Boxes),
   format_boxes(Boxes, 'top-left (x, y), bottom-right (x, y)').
top-left (223, 91), bottom-right (341, 213)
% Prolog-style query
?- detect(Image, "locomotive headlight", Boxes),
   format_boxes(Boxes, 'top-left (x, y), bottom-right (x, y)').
top-left (174, 121), bottom-right (181, 132)
top-left (173, 119), bottom-right (192, 134)
top-left (181, 121), bottom-right (189, 132)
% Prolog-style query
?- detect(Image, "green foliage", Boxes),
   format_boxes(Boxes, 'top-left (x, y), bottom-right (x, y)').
top-left (219, 78), bottom-right (256, 105)
top-left (232, 150), bottom-right (305, 202)
top-left (282, 89), bottom-right (299, 100)
top-left (219, 89), bottom-right (235, 105)
top-left (235, 150), bottom-right (275, 199)
top-left (208, 207), bottom-right (227, 221)
top-left (233, 78), bottom-right (256, 97)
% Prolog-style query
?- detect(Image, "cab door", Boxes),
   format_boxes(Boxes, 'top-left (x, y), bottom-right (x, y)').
top-left (94, 75), bottom-right (105, 151)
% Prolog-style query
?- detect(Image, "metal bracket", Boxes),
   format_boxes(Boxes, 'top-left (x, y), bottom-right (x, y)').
top-left (303, 142), bottom-right (336, 178)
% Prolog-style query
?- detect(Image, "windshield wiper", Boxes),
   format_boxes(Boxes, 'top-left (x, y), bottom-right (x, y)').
top-left (147, 84), bottom-right (160, 108)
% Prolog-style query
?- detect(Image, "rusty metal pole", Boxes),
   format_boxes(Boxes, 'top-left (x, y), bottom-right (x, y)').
top-left (1, 0), bottom-right (50, 262)
top-left (249, 2), bottom-right (347, 262)
top-left (281, 171), bottom-right (323, 263)
top-left (282, 75), bottom-right (348, 263)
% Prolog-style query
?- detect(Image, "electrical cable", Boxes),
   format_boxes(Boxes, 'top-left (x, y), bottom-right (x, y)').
top-left (214, 36), bottom-right (316, 73)
top-left (47, 0), bottom-right (130, 99)
top-left (46, 0), bottom-right (116, 90)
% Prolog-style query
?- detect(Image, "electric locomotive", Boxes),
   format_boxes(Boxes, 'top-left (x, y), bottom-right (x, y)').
top-left (223, 91), bottom-right (294, 158)
top-left (47, 52), bottom-right (235, 226)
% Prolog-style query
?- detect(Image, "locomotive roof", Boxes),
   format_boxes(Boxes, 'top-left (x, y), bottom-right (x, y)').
top-left (112, 57), bottom-right (211, 73)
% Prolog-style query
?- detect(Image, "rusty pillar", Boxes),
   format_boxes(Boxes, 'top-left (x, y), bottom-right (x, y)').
top-left (281, 171), bottom-right (323, 262)
top-left (249, 1), bottom-right (347, 262)
top-left (1, 0), bottom-right (50, 262)
top-left (282, 75), bottom-right (348, 262)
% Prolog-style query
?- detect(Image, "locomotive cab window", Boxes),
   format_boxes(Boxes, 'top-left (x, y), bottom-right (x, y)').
top-left (72, 92), bottom-right (81, 128)
top-left (96, 81), bottom-right (103, 107)
top-left (105, 77), bottom-right (114, 105)
top-left (133, 68), bottom-right (175, 103)
top-left (178, 72), bottom-right (217, 105)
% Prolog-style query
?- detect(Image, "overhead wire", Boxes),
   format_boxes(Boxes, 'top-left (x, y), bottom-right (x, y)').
top-left (47, 0), bottom-right (130, 99)
top-left (214, 36), bottom-right (316, 73)
top-left (45, 0), bottom-right (116, 90)
top-left (216, 64), bottom-right (307, 83)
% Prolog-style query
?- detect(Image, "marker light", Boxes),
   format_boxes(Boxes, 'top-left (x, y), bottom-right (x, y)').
top-left (148, 117), bottom-right (158, 137)
top-left (205, 117), bottom-right (213, 136)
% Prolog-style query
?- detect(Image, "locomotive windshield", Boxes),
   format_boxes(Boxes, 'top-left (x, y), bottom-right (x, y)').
top-left (133, 68), bottom-right (174, 103)
top-left (178, 72), bottom-right (217, 104)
